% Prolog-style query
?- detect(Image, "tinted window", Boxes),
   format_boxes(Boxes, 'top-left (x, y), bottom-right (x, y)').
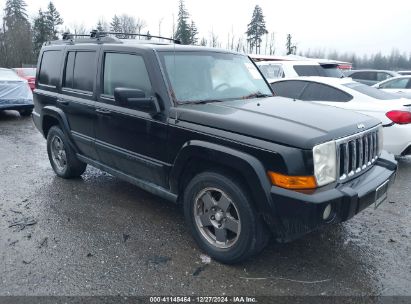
top-left (344, 82), bottom-right (398, 100)
top-left (103, 53), bottom-right (152, 97)
top-left (293, 65), bottom-right (344, 78)
top-left (38, 50), bottom-right (61, 86)
top-left (350, 72), bottom-right (376, 81)
top-left (300, 83), bottom-right (352, 102)
top-left (380, 78), bottom-right (409, 89)
top-left (271, 81), bottom-right (308, 99)
top-left (63, 52), bottom-right (75, 88)
top-left (73, 52), bottom-right (96, 92)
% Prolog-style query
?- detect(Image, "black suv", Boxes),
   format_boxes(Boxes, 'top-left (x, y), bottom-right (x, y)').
top-left (32, 32), bottom-right (397, 264)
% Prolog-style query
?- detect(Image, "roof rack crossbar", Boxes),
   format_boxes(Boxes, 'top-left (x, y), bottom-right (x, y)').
top-left (91, 30), bottom-right (181, 44)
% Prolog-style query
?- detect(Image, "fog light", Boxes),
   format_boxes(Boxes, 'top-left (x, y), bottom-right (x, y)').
top-left (323, 204), bottom-right (332, 221)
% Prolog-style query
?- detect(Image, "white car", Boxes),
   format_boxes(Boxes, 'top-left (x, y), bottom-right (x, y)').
top-left (373, 76), bottom-right (411, 99)
top-left (254, 60), bottom-right (344, 83)
top-left (270, 76), bottom-right (411, 156)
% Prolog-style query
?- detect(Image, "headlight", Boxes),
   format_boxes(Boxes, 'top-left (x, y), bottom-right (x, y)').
top-left (377, 125), bottom-right (384, 156)
top-left (313, 141), bottom-right (337, 187)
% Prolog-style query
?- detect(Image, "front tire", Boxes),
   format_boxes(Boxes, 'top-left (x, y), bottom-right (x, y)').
top-left (184, 171), bottom-right (269, 264)
top-left (47, 126), bottom-right (87, 178)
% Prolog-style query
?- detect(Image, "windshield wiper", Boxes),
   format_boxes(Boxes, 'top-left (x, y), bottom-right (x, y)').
top-left (242, 92), bottom-right (272, 99)
top-left (191, 99), bottom-right (224, 104)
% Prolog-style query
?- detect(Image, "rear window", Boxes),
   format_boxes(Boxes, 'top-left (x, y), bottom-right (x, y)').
top-left (38, 50), bottom-right (61, 87)
top-left (293, 65), bottom-right (344, 78)
top-left (344, 82), bottom-right (398, 100)
top-left (258, 64), bottom-right (283, 79)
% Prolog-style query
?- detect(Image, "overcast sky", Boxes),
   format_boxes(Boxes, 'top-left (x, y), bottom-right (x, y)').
top-left (2, 0), bottom-right (411, 56)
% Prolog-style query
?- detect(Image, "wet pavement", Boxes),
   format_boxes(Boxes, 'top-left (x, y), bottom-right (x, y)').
top-left (0, 110), bottom-right (410, 297)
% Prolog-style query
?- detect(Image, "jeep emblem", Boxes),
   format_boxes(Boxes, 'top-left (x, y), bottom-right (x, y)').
top-left (357, 123), bottom-right (365, 129)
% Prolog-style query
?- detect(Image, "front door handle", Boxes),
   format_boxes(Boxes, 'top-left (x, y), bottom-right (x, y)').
top-left (57, 99), bottom-right (69, 105)
top-left (95, 108), bottom-right (112, 115)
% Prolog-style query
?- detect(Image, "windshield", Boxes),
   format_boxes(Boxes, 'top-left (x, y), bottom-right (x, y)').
top-left (159, 52), bottom-right (273, 103)
top-left (344, 82), bottom-right (399, 100)
top-left (294, 64), bottom-right (344, 78)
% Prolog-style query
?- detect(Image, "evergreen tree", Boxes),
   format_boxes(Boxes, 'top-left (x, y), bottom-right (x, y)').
top-left (174, 0), bottom-right (191, 44)
top-left (2, 0), bottom-right (32, 67)
top-left (110, 15), bottom-right (122, 37)
top-left (32, 9), bottom-right (49, 57)
top-left (189, 20), bottom-right (198, 45)
top-left (285, 34), bottom-right (297, 55)
top-left (96, 21), bottom-right (104, 32)
top-left (246, 5), bottom-right (268, 54)
top-left (4, 0), bottom-right (28, 27)
top-left (46, 2), bottom-right (63, 39)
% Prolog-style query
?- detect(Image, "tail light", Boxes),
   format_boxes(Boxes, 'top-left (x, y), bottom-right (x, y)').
top-left (386, 110), bottom-right (411, 124)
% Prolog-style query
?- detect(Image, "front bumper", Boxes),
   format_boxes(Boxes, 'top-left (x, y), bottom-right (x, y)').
top-left (269, 151), bottom-right (397, 242)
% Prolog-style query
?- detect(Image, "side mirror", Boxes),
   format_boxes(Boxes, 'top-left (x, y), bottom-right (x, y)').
top-left (114, 88), bottom-right (160, 115)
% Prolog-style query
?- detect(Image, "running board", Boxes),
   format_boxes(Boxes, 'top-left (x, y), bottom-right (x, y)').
top-left (77, 154), bottom-right (178, 203)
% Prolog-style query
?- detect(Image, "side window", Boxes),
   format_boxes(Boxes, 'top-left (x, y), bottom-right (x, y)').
top-left (38, 50), bottom-right (61, 87)
top-left (377, 72), bottom-right (392, 82)
top-left (300, 83), bottom-right (352, 102)
top-left (380, 78), bottom-right (409, 89)
top-left (63, 51), bottom-right (96, 92)
top-left (63, 52), bottom-right (75, 88)
top-left (271, 81), bottom-right (307, 99)
top-left (352, 72), bottom-right (374, 81)
top-left (103, 53), bottom-right (152, 98)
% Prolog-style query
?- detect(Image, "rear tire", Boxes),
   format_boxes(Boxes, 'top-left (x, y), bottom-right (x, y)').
top-left (183, 171), bottom-right (269, 264)
top-left (47, 126), bottom-right (87, 178)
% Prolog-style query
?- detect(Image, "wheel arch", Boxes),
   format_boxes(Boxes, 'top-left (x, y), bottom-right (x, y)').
top-left (170, 141), bottom-right (277, 223)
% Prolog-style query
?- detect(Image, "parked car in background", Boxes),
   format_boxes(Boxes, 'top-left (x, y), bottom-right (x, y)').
top-left (13, 68), bottom-right (36, 91)
top-left (0, 68), bottom-right (33, 116)
top-left (345, 69), bottom-right (400, 86)
top-left (373, 76), bottom-right (411, 99)
top-left (397, 71), bottom-right (411, 76)
top-left (270, 77), bottom-right (411, 156)
top-left (254, 60), bottom-right (345, 82)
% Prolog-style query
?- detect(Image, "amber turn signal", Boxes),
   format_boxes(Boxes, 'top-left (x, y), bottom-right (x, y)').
top-left (267, 171), bottom-right (317, 189)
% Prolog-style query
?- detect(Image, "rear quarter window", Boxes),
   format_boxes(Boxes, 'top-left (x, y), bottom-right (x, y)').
top-left (38, 50), bottom-right (62, 87)
top-left (271, 80), bottom-right (308, 99)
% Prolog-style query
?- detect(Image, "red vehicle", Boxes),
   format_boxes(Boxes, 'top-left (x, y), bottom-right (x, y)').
top-left (13, 68), bottom-right (36, 91)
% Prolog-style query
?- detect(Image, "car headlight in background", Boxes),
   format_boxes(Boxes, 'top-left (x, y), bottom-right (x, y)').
top-left (377, 125), bottom-right (384, 156)
top-left (313, 141), bottom-right (337, 187)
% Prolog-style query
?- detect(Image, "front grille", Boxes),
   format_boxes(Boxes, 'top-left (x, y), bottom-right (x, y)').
top-left (337, 127), bottom-right (380, 181)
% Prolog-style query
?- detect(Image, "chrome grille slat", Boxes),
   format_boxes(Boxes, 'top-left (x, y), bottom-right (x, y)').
top-left (364, 135), bottom-right (369, 165)
top-left (336, 127), bottom-right (381, 182)
top-left (360, 139), bottom-right (364, 171)
top-left (343, 143), bottom-right (349, 176)
top-left (349, 140), bottom-right (356, 176)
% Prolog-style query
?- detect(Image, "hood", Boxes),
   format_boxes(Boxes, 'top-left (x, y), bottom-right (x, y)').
top-left (171, 97), bottom-right (380, 149)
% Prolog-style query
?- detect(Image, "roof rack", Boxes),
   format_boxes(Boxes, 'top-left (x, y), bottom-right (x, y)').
top-left (48, 30), bottom-right (181, 45)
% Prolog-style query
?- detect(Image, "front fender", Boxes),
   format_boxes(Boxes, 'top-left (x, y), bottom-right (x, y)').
top-left (169, 140), bottom-right (281, 230)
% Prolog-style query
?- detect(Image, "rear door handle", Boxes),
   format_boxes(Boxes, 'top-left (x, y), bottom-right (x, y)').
top-left (57, 99), bottom-right (69, 105)
top-left (95, 108), bottom-right (112, 115)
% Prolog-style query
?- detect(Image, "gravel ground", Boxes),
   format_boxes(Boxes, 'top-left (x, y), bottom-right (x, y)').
top-left (0, 110), bottom-right (410, 299)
